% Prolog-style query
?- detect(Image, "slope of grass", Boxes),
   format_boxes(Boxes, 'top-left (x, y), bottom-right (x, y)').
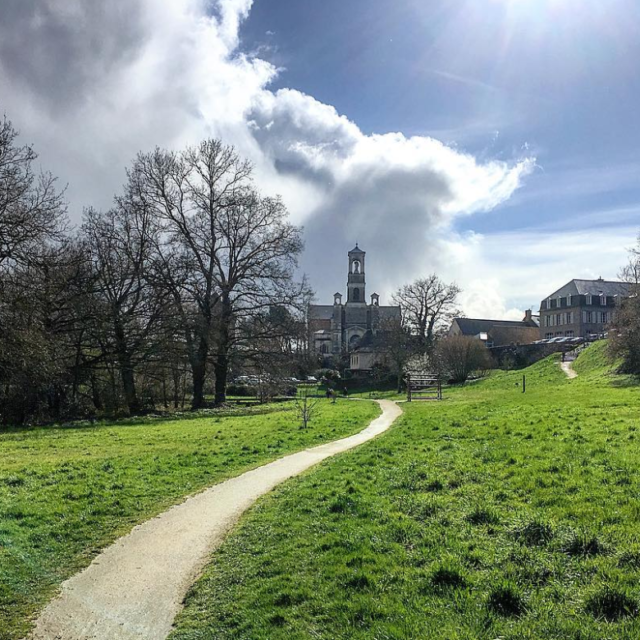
top-left (0, 399), bottom-right (380, 640)
top-left (170, 351), bottom-right (640, 640)
top-left (572, 340), bottom-right (625, 381)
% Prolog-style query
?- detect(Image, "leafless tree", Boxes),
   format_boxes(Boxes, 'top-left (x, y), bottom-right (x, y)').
top-left (375, 317), bottom-right (420, 392)
top-left (619, 233), bottom-right (640, 289)
top-left (127, 140), bottom-right (304, 408)
top-left (81, 200), bottom-right (166, 415)
top-left (434, 335), bottom-right (492, 383)
top-left (0, 117), bottom-right (67, 271)
top-left (392, 275), bottom-right (462, 352)
top-left (294, 385), bottom-right (321, 428)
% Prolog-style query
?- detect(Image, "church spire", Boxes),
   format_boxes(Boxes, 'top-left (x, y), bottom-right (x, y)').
top-left (347, 245), bottom-right (366, 303)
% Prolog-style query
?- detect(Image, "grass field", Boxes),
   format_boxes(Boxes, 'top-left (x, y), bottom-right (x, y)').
top-left (170, 343), bottom-right (640, 640)
top-left (0, 400), bottom-right (380, 640)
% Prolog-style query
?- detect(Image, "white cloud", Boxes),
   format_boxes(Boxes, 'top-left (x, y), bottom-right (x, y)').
top-left (437, 226), bottom-right (635, 320)
top-left (0, 0), bottom-right (541, 314)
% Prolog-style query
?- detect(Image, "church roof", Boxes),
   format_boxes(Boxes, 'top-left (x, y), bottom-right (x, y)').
top-left (308, 305), bottom-right (334, 320)
top-left (349, 244), bottom-right (365, 254)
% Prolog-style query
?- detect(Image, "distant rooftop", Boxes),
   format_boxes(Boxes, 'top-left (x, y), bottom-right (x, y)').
top-left (545, 278), bottom-right (631, 299)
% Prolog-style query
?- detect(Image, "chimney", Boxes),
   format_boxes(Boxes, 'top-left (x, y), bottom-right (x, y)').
top-left (524, 309), bottom-right (533, 323)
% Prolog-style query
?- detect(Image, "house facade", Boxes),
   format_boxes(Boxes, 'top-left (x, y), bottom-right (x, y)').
top-left (448, 311), bottom-right (540, 347)
top-left (539, 278), bottom-right (631, 339)
top-left (308, 245), bottom-right (401, 363)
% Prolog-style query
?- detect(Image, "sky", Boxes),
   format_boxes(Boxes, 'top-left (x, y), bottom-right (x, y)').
top-left (1, 0), bottom-right (639, 319)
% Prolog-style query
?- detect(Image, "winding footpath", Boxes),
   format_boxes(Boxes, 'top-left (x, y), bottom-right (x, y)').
top-left (560, 360), bottom-right (578, 379)
top-left (28, 400), bottom-right (403, 640)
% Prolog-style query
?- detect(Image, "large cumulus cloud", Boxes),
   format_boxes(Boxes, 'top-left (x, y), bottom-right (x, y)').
top-left (0, 0), bottom-right (534, 312)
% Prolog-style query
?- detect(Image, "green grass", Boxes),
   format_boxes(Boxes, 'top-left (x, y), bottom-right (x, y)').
top-left (170, 344), bottom-right (640, 639)
top-left (0, 399), bottom-right (380, 640)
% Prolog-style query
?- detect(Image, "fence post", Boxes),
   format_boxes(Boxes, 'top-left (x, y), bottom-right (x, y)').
top-left (522, 374), bottom-right (526, 394)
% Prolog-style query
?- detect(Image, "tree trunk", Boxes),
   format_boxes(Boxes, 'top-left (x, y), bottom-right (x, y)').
top-left (191, 356), bottom-right (207, 409)
top-left (190, 332), bottom-right (210, 409)
top-left (213, 295), bottom-right (233, 406)
top-left (114, 320), bottom-right (140, 415)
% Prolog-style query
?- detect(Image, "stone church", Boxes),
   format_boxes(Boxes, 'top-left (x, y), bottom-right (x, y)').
top-left (308, 245), bottom-right (401, 360)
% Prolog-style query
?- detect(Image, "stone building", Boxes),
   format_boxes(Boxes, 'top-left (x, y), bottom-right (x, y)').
top-left (539, 278), bottom-right (631, 339)
top-left (448, 311), bottom-right (540, 347)
top-left (308, 245), bottom-right (401, 360)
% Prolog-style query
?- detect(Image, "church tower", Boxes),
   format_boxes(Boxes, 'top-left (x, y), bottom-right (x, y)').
top-left (347, 244), bottom-right (366, 304)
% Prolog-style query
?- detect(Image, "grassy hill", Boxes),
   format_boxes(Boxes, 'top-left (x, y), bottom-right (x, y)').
top-left (170, 344), bottom-right (640, 640)
top-left (0, 401), bottom-right (380, 640)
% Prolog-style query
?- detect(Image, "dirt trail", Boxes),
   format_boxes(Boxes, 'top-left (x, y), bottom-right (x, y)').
top-left (28, 400), bottom-right (403, 640)
top-left (560, 361), bottom-right (578, 379)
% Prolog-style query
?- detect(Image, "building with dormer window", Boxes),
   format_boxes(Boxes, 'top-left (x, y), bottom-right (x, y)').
top-left (539, 278), bottom-right (631, 339)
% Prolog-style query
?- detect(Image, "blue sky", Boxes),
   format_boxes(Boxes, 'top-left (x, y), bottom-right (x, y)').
top-left (240, 0), bottom-right (640, 236)
top-left (0, 0), bottom-right (638, 318)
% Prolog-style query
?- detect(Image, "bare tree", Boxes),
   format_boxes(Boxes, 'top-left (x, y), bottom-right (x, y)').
top-left (0, 117), bottom-right (67, 270)
top-left (375, 317), bottom-right (420, 392)
top-left (392, 275), bottom-right (462, 352)
top-left (434, 336), bottom-right (492, 384)
top-left (294, 385), bottom-right (321, 428)
top-left (128, 140), bottom-right (304, 408)
top-left (81, 200), bottom-right (166, 415)
top-left (619, 234), bottom-right (640, 288)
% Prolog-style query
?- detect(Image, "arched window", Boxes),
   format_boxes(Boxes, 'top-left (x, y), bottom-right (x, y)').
top-left (320, 343), bottom-right (328, 354)
top-left (353, 288), bottom-right (360, 301)
top-left (352, 260), bottom-right (361, 274)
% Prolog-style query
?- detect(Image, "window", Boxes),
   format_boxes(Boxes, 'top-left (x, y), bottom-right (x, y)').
top-left (586, 294), bottom-right (593, 305)
top-left (556, 313), bottom-right (562, 325)
top-left (558, 297), bottom-right (563, 308)
top-left (584, 310), bottom-right (592, 323)
top-left (566, 330), bottom-right (574, 337)
top-left (320, 343), bottom-right (328, 354)
top-left (567, 294), bottom-right (572, 306)
top-left (567, 312), bottom-right (572, 324)
top-left (545, 332), bottom-right (554, 339)
top-left (353, 288), bottom-right (360, 302)
top-left (600, 294), bottom-right (607, 306)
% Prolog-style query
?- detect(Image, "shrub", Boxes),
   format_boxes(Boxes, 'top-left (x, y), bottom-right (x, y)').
top-left (226, 384), bottom-right (257, 397)
top-left (434, 336), bottom-right (493, 384)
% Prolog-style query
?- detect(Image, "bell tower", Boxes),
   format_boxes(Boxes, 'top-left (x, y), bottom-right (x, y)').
top-left (347, 244), bottom-right (366, 304)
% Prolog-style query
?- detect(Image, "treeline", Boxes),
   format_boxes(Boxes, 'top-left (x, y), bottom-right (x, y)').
top-left (0, 117), bottom-right (312, 425)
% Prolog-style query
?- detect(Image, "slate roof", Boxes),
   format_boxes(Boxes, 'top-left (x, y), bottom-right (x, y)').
top-left (308, 305), bottom-right (333, 321)
top-left (453, 318), bottom-right (538, 335)
top-left (546, 279), bottom-right (631, 300)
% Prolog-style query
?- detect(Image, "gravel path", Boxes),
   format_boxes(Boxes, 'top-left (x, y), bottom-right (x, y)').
top-left (28, 400), bottom-right (403, 640)
top-left (560, 361), bottom-right (578, 379)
